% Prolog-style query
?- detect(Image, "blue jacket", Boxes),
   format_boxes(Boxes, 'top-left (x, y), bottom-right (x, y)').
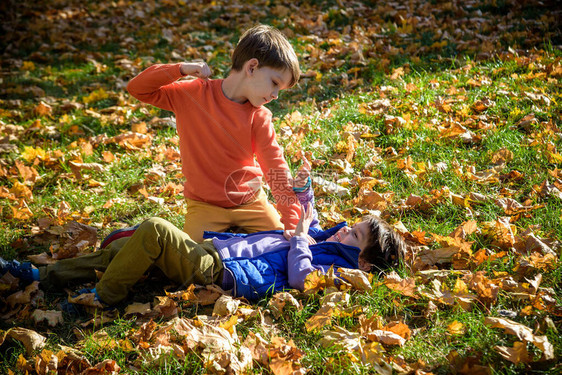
top-left (204, 222), bottom-right (361, 301)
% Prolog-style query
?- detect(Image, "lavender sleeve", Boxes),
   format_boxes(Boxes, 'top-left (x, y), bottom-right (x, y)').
top-left (287, 236), bottom-right (319, 291)
top-left (295, 187), bottom-right (320, 230)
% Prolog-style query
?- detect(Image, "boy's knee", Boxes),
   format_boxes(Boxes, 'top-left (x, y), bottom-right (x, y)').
top-left (140, 217), bottom-right (180, 238)
top-left (140, 217), bottom-right (168, 231)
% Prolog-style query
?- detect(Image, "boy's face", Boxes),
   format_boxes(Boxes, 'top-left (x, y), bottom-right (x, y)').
top-left (246, 64), bottom-right (292, 107)
top-left (326, 221), bottom-right (371, 252)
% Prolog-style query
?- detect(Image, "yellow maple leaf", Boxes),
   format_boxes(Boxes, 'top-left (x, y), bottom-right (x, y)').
top-left (21, 146), bottom-right (46, 163)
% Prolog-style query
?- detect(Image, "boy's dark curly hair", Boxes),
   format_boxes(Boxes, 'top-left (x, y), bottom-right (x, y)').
top-left (359, 215), bottom-right (406, 270)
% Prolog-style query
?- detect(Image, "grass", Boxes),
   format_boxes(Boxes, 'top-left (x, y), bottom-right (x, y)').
top-left (1, 0), bottom-right (561, 373)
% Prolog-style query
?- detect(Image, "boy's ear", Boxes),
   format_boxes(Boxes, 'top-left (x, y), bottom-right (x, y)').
top-left (245, 58), bottom-right (260, 75)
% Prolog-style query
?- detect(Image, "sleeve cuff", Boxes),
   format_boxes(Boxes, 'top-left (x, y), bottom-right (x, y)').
top-left (293, 176), bottom-right (311, 193)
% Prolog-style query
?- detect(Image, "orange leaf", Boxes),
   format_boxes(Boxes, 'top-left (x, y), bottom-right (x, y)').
top-left (34, 101), bottom-right (52, 117)
top-left (384, 321), bottom-right (411, 340)
top-left (11, 199), bottom-right (33, 221)
top-left (131, 121), bottom-right (147, 134)
top-left (447, 321), bottom-right (466, 335)
top-left (102, 151), bottom-right (115, 163)
top-left (305, 304), bottom-right (334, 332)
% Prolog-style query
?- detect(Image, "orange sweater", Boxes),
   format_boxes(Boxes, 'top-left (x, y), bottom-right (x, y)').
top-left (127, 63), bottom-right (299, 229)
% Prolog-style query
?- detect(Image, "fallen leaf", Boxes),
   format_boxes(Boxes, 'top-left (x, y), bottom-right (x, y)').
top-left (268, 292), bottom-right (301, 319)
top-left (124, 302), bottom-right (152, 317)
top-left (31, 310), bottom-right (63, 327)
top-left (365, 329), bottom-right (406, 346)
top-left (34, 349), bottom-right (58, 375)
top-left (337, 267), bottom-right (372, 291)
top-left (494, 341), bottom-right (530, 364)
top-left (212, 295), bottom-right (240, 316)
top-left (81, 359), bottom-right (120, 375)
top-left (6, 327), bottom-right (46, 355)
top-left (484, 317), bottom-right (554, 359)
top-left (383, 271), bottom-right (417, 297)
top-left (447, 321), bottom-right (466, 335)
top-left (318, 326), bottom-right (362, 351)
top-left (384, 321), bottom-right (412, 340)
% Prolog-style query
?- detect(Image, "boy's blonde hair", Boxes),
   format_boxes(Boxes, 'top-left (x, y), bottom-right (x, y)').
top-left (231, 24), bottom-right (300, 87)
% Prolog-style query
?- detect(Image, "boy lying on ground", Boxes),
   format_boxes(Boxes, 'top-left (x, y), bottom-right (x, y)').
top-left (1, 175), bottom-right (406, 307)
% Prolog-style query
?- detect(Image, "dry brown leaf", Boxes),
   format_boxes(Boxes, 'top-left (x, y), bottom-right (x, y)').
top-left (383, 271), bottom-right (417, 297)
top-left (7, 281), bottom-right (41, 308)
top-left (27, 252), bottom-right (56, 265)
top-left (365, 329), bottom-right (406, 346)
top-left (195, 287), bottom-right (222, 305)
top-left (67, 291), bottom-right (104, 309)
top-left (318, 326), bottom-right (362, 351)
top-left (166, 284), bottom-right (197, 301)
top-left (472, 98), bottom-right (494, 112)
top-left (268, 292), bottom-right (301, 319)
top-left (484, 317), bottom-right (554, 359)
top-left (153, 296), bottom-right (178, 318)
top-left (305, 304), bottom-right (334, 332)
top-left (81, 359), bottom-right (121, 375)
top-left (352, 189), bottom-right (393, 210)
top-left (494, 341), bottom-right (530, 364)
top-left (0, 271), bottom-right (20, 292)
top-left (446, 350), bottom-right (492, 375)
top-left (244, 332), bottom-right (269, 366)
top-left (360, 341), bottom-right (386, 366)
top-left (6, 327), bottom-right (46, 355)
top-left (212, 295), bottom-right (240, 316)
top-left (31, 310), bottom-right (63, 327)
top-left (50, 221), bottom-right (98, 260)
top-left (131, 121), bottom-right (147, 134)
top-left (464, 272), bottom-right (500, 304)
top-left (34, 349), bottom-right (58, 375)
top-left (449, 220), bottom-right (478, 240)
top-left (268, 336), bottom-right (306, 375)
top-left (358, 314), bottom-right (384, 335)
top-left (102, 150), bottom-right (115, 163)
top-left (68, 161), bottom-right (107, 180)
top-left (337, 267), bottom-right (372, 292)
top-left (131, 319), bottom-right (158, 344)
top-left (124, 302), bottom-right (152, 317)
top-left (56, 347), bottom-right (92, 375)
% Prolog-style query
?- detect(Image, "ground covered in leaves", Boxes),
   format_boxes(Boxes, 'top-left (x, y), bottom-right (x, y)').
top-left (0, 0), bottom-right (561, 374)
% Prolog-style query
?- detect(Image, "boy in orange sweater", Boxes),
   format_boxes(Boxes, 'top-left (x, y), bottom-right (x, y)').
top-left (127, 25), bottom-right (303, 242)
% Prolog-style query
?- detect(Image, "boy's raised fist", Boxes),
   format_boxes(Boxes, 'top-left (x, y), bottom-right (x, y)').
top-left (180, 61), bottom-right (211, 79)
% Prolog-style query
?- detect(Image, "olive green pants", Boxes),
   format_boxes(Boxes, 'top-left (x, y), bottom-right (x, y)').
top-left (39, 217), bottom-right (223, 305)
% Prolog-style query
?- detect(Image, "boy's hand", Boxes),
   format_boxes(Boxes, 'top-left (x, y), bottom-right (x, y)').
top-left (293, 153), bottom-right (311, 189)
top-left (180, 62), bottom-right (211, 79)
top-left (283, 229), bottom-right (316, 245)
top-left (294, 202), bottom-right (315, 243)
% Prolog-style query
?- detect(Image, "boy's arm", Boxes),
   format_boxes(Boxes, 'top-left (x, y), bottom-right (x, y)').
top-left (286, 202), bottom-right (317, 290)
top-left (126, 62), bottom-right (210, 112)
top-left (287, 236), bottom-right (317, 291)
top-left (252, 110), bottom-right (300, 230)
top-left (294, 188), bottom-right (320, 230)
top-left (292, 157), bottom-right (320, 229)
